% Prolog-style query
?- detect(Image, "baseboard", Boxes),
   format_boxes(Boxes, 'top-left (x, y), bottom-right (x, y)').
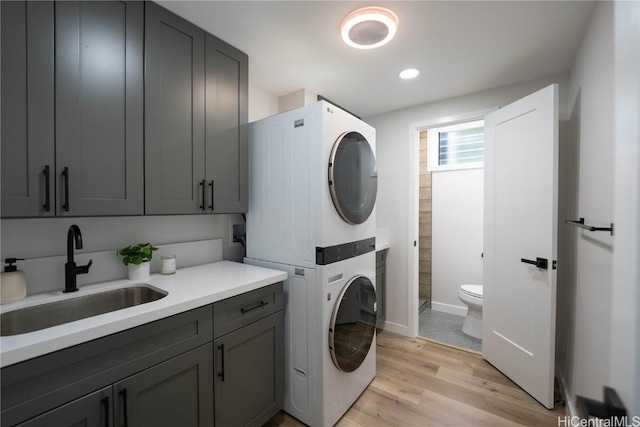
top-left (431, 301), bottom-right (467, 317)
top-left (557, 375), bottom-right (577, 417)
top-left (382, 320), bottom-right (410, 337)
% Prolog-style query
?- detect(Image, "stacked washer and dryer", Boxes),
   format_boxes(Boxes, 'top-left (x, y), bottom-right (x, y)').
top-left (245, 101), bottom-right (378, 427)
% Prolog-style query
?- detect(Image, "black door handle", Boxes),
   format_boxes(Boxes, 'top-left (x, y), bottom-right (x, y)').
top-left (217, 344), bottom-right (225, 382)
top-left (199, 179), bottom-right (206, 211)
top-left (521, 257), bottom-right (548, 269)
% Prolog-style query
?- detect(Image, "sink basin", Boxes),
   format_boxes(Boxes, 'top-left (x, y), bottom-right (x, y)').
top-left (1, 285), bottom-right (168, 337)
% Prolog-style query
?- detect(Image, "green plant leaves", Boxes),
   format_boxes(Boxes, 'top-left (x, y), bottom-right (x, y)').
top-left (117, 243), bottom-right (159, 266)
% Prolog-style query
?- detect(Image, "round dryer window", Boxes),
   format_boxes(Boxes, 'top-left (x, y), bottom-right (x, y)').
top-left (329, 275), bottom-right (377, 372)
top-left (328, 132), bottom-right (377, 224)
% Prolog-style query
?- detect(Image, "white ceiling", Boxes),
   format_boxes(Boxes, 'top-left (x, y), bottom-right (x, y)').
top-left (158, 1), bottom-right (594, 118)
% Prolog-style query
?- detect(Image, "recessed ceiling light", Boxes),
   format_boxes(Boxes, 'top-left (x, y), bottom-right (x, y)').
top-left (341, 7), bottom-right (398, 50)
top-left (399, 68), bottom-right (420, 79)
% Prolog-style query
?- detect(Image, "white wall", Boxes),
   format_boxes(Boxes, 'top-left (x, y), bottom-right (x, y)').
top-left (431, 168), bottom-right (484, 315)
top-left (366, 73), bottom-right (569, 336)
top-left (248, 84), bottom-right (278, 122)
top-left (610, 0), bottom-right (639, 417)
top-left (559, 1), bottom-right (615, 408)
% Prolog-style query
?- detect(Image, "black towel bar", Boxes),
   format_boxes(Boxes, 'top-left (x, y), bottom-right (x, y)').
top-left (565, 218), bottom-right (614, 236)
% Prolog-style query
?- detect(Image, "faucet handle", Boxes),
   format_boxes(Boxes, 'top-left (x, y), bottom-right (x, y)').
top-left (78, 259), bottom-right (93, 274)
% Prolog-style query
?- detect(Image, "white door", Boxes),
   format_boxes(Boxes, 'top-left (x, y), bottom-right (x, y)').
top-left (483, 84), bottom-right (558, 409)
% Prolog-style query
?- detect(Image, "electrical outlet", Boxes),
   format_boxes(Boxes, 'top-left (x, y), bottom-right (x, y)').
top-left (229, 222), bottom-right (246, 248)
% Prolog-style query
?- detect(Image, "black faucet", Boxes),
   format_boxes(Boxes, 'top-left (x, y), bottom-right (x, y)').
top-left (64, 225), bottom-right (93, 293)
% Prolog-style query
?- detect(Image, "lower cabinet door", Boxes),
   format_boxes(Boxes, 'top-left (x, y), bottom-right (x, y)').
top-left (17, 386), bottom-right (112, 427)
top-left (214, 311), bottom-right (283, 427)
top-left (114, 344), bottom-right (214, 427)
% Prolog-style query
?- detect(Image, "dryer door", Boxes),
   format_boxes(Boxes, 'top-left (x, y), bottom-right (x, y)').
top-left (329, 275), bottom-right (377, 372)
top-left (328, 132), bottom-right (377, 224)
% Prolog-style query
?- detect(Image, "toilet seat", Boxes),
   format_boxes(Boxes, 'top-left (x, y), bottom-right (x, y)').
top-left (460, 284), bottom-right (483, 298)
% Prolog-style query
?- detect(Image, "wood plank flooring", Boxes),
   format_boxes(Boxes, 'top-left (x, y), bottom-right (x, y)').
top-left (264, 331), bottom-right (566, 427)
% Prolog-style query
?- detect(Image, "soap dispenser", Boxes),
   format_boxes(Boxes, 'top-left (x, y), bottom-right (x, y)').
top-left (1, 258), bottom-right (27, 304)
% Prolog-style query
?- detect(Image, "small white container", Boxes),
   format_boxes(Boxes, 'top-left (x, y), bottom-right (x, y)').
top-left (161, 255), bottom-right (176, 275)
top-left (128, 261), bottom-right (150, 282)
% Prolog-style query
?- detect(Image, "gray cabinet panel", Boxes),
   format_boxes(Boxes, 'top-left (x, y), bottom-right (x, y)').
top-left (1, 305), bottom-right (212, 426)
top-left (115, 344), bottom-right (214, 427)
top-left (214, 311), bottom-right (284, 427)
top-left (376, 249), bottom-right (387, 329)
top-left (205, 35), bottom-right (248, 213)
top-left (145, 2), bottom-right (206, 214)
top-left (1, 1), bottom-right (54, 218)
top-left (55, 1), bottom-right (144, 216)
top-left (16, 387), bottom-right (112, 427)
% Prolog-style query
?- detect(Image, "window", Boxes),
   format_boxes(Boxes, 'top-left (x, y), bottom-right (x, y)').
top-left (427, 120), bottom-right (484, 171)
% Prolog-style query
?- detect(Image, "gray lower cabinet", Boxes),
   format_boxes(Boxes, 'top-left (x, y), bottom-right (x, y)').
top-left (213, 283), bottom-right (284, 427)
top-left (1, 1), bottom-right (55, 218)
top-left (376, 249), bottom-right (387, 329)
top-left (114, 344), bottom-right (214, 427)
top-left (2, 285), bottom-right (284, 427)
top-left (16, 345), bottom-right (213, 427)
top-left (16, 387), bottom-right (112, 427)
top-left (1, 0), bottom-right (144, 218)
top-left (2, 305), bottom-right (213, 427)
top-left (145, 2), bottom-right (248, 215)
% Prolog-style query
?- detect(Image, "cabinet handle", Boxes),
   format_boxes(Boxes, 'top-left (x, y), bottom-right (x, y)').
top-left (119, 389), bottom-right (128, 427)
top-left (62, 167), bottom-right (70, 211)
top-left (42, 165), bottom-right (51, 212)
top-left (208, 180), bottom-right (214, 210)
top-left (240, 300), bottom-right (269, 315)
top-left (101, 396), bottom-right (110, 427)
top-left (217, 344), bottom-right (225, 382)
top-left (199, 179), bottom-right (206, 211)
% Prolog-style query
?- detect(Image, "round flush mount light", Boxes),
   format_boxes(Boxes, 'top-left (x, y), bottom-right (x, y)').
top-left (341, 7), bottom-right (399, 49)
top-left (399, 68), bottom-right (420, 79)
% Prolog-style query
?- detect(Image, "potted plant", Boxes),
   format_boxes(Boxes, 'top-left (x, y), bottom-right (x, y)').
top-left (118, 243), bottom-right (158, 281)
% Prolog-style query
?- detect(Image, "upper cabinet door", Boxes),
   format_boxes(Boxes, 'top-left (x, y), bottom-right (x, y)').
top-left (1, 2), bottom-right (55, 218)
top-left (55, 1), bottom-right (144, 216)
top-left (145, 2), bottom-right (206, 215)
top-left (205, 35), bottom-right (248, 213)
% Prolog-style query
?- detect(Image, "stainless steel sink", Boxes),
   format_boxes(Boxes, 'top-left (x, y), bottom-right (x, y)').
top-left (1, 285), bottom-right (168, 336)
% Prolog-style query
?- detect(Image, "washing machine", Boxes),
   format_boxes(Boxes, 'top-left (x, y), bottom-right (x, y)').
top-left (246, 100), bottom-right (377, 268)
top-left (245, 251), bottom-right (376, 427)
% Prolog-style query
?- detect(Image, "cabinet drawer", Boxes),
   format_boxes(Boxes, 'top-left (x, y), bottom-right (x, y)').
top-left (214, 282), bottom-right (283, 338)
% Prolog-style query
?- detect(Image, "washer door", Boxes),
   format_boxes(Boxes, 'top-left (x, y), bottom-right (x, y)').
top-left (329, 275), bottom-right (377, 372)
top-left (328, 132), bottom-right (377, 225)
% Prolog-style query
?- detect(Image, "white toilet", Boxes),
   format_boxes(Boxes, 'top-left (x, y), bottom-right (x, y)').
top-left (458, 284), bottom-right (483, 339)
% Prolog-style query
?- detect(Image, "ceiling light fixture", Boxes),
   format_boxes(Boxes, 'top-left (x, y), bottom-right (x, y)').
top-left (341, 7), bottom-right (399, 50)
top-left (399, 68), bottom-right (420, 79)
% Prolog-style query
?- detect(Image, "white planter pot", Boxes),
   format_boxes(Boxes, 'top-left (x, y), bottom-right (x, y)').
top-left (128, 261), bottom-right (150, 282)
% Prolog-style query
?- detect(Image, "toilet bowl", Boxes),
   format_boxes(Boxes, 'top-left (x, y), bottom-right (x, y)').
top-left (458, 284), bottom-right (483, 339)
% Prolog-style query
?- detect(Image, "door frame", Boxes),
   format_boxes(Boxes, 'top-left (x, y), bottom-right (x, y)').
top-left (408, 108), bottom-right (495, 337)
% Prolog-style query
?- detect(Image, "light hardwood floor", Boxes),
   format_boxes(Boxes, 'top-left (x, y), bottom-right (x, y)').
top-left (264, 331), bottom-right (566, 427)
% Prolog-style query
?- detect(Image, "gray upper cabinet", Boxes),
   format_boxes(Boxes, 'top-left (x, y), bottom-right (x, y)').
top-left (145, 2), bottom-right (248, 215)
top-left (55, 1), bottom-right (144, 216)
top-left (205, 35), bottom-right (249, 213)
top-left (1, 2), bottom-right (55, 218)
top-left (1, 1), bottom-right (144, 218)
top-left (145, 2), bottom-right (206, 215)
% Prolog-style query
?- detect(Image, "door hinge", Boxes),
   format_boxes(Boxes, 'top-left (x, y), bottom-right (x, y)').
top-left (553, 260), bottom-right (557, 270)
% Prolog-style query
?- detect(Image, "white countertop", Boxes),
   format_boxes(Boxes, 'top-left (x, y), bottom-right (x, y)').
top-left (0, 261), bottom-right (287, 368)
